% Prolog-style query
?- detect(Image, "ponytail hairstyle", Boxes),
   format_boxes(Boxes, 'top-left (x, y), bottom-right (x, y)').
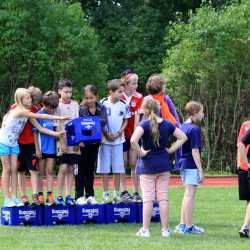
top-left (185, 101), bottom-right (203, 117)
top-left (142, 98), bottom-right (161, 147)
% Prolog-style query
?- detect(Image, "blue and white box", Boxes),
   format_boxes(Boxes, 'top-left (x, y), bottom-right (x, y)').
top-left (75, 204), bottom-right (105, 224)
top-left (137, 202), bottom-right (160, 223)
top-left (1, 206), bottom-right (43, 226)
top-left (106, 203), bottom-right (136, 224)
top-left (66, 116), bottom-right (102, 146)
top-left (44, 205), bottom-right (75, 225)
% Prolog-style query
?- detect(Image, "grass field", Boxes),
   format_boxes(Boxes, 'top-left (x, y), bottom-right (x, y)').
top-left (0, 187), bottom-right (249, 250)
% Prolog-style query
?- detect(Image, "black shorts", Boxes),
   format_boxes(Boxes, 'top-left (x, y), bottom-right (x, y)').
top-left (238, 168), bottom-right (250, 201)
top-left (58, 154), bottom-right (80, 166)
top-left (42, 153), bottom-right (57, 159)
top-left (18, 144), bottom-right (38, 172)
top-left (123, 138), bottom-right (131, 152)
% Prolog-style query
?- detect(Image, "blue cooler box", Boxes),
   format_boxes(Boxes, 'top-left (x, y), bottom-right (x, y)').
top-left (66, 116), bottom-right (102, 146)
top-left (75, 204), bottom-right (105, 224)
top-left (137, 202), bottom-right (160, 223)
top-left (1, 206), bottom-right (43, 226)
top-left (44, 205), bottom-right (75, 225)
top-left (106, 203), bottom-right (136, 224)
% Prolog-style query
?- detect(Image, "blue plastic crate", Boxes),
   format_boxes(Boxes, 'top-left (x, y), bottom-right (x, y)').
top-left (66, 116), bottom-right (102, 146)
top-left (106, 203), bottom-right (136, 224)
top-left (44, 205), bottom-right (75, 225)
top-left (136, 202), bottom-right (160, 223)
top-left (75, 204), bottom-right (105, 224)
top-left (1, 206), bottom-right (43, 226)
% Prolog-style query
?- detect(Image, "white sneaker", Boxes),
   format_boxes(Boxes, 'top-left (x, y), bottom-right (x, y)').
top-left (76, 197), bottom-right (86, 205)
top-left (86, 196), bottom-right (97, 205)
top-left (103, 194), bottom-right (112, 204)
top-left (136, 228), bottom-right (150, 237)
top-left (13, 198), bottom-right (24, 207)
top-left (162, 228), bottom-right (171, 237)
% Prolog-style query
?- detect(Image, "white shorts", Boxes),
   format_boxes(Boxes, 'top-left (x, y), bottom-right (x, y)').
top-left (96, 144), bottom-right (125, 174)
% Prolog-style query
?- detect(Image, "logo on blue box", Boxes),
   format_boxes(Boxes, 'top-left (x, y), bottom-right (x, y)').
top-left (51, 209), bottom-right (69, 220)
top-left (114, 207), bottom-right (131, 218)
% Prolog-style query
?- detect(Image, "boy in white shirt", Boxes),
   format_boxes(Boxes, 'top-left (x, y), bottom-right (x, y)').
top-left (97, 79), bottom-right (130, 203)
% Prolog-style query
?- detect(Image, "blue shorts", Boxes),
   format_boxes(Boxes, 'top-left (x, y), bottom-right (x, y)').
top-left (96, 144), bottom-right (125, 174)
top-left (180, 168), bottom-right (200, 186)
top-left (0, 143), bottom-right (20, 156)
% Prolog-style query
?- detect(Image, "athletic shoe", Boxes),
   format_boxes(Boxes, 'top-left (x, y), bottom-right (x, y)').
top-left (31, 194), bottom-right (40, 206)
top-left (3, 198), bottom-right (16, 208)
top-left (239, 226), bottom-right (249, 238)
top-left (46, 193), bottom-right (55, 206)
top-left (120, 190), bottom-right (133, 203)
top-left (86, 196), bottom-right (98, 205)
top-left (21, 195), bottom-right (30, 206)
top-left (132, 192), bottom-right (142, 203)
top-left (113, 193), bottom-right (122, 204)
top-left (65, 195), bottom-right (75, 206)
top-left (162, 228), bottom-right (171, 237)
top-left (136, 228), bottom-right (150, 237)
top-left (13, 198), bottom-right (24, 207)
top-left (186, 224), bottom-right (204, 234)
top-left (55, 196), bottom-right (65, 206)
top-left (38, 194), bottom-right (45, 205)
top-left (174, 224), bottom-right (187, 234)
top-left (76, 197), bottom-right (86, 205)
top-left (102, 194), bottom-right (112, 204)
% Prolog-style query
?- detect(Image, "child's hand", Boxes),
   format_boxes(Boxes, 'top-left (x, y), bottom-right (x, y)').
top-left (61, 144), bottom-right (68, 153)
top-left (35, 150), bottom-right (42, 159)
top-left (198, 169), bottom-right (204, 183)
top-left (105, 132), bottom-right (115, 141)
top-left (79, 142), bottom-right (85, 148)
top-left (139, 148), bottom-right (150, 158)
top-left (73, 146), bottom-right (79, 152)
top-left (55, 130), bottom-right (66, 137)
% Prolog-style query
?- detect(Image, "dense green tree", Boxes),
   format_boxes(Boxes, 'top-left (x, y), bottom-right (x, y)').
top-left (162, 0), bottom-right (250, 172)
top-left (0, 0), bottom-right (107, 115)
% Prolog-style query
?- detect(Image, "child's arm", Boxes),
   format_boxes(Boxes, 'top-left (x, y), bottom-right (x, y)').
top-left (29, 118), bottom-right (65, 138)
top-left (167, 128), bottom-right (187, 154)
top-left (192, 149), bottom-right (204, 183)
top-left (56, 121), bottom-right (68, 153)
top-left (112, 119), bottom-right (128, 140)
top-left (15, 109), bottom-right (70, 120)
top-left (238, 144), bottom-right (250, 169)
top-left (33, 131), bottom-right (42, 159)
top-left (130, 126), bottom-right (150, 157)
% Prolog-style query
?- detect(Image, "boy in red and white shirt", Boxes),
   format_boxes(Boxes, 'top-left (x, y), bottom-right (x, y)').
top-left (120, 70), bottom-right (143, 203)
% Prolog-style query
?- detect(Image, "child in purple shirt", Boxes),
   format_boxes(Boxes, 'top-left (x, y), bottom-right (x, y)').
top-left (175, 101), bottom-right (205, 235)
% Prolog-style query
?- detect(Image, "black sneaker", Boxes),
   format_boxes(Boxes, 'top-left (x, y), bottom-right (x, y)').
top-left (120, 190), bottom-right (133, 203)
top-left (239, 226), bottom-right (249, 238)
top-left (132, 192), bottom-right (142, 203)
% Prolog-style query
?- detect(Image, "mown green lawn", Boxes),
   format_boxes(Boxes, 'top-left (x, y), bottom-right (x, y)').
top-left (0, 187), bottom-right (249, 250)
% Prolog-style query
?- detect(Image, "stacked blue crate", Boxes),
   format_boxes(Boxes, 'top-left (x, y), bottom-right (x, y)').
top-left (1, 206), bottom-right (43, 226)
top-left (136, 202), bottom-right (160, 223)
top-left (75, 204), bottom-right (105, 224)
top-left (44, 205), bottom-right (75, 225)
top-left (106, 203), bottom-right (136, 223)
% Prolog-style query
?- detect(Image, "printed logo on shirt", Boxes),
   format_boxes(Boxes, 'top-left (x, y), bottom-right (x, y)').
top-left (119, 111), bottom-right (124, 116)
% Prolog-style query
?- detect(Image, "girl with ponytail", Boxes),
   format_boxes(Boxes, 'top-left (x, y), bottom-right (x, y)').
top-left (131, 98), bottom-right (187, 238)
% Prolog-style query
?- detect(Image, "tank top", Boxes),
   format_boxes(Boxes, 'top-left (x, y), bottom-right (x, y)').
top-left (0, 112), bottom-right (28, 147)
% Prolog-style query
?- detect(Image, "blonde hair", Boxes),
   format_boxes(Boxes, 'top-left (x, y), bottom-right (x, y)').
top-left (28, 86), bottom-right (42, 104)
top-left (185, 101), bottom-right (203, 116)
top-left (142, 98), bottom-right (160, 147)
top-left (14, 88), bottom-right (30, 109)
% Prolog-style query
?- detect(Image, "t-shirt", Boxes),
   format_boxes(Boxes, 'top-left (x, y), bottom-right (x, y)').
top-left (55, 100), bottom-right (80, 154)
top-left (101, 97), bottom-right (131, 145)
top-left (237, 121), bottom-right (250, 171)
top-left (33, 110), bottom-right (57, 155)
top-left (121, 92), bottom-right (143, 139)
top-left (136, 119), bottom-right (176, 175)
top-left (179, 123), bottom-right (202, 169)
top-left (10, 104), bottom-right (41, 145)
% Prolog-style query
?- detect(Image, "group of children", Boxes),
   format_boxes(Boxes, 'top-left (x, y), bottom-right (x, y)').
top-left (0, 70), bottom-right (216, 237)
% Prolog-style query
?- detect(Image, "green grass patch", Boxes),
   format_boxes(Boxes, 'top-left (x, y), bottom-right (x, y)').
top-left (0, 187), bottom-right (249, 250)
